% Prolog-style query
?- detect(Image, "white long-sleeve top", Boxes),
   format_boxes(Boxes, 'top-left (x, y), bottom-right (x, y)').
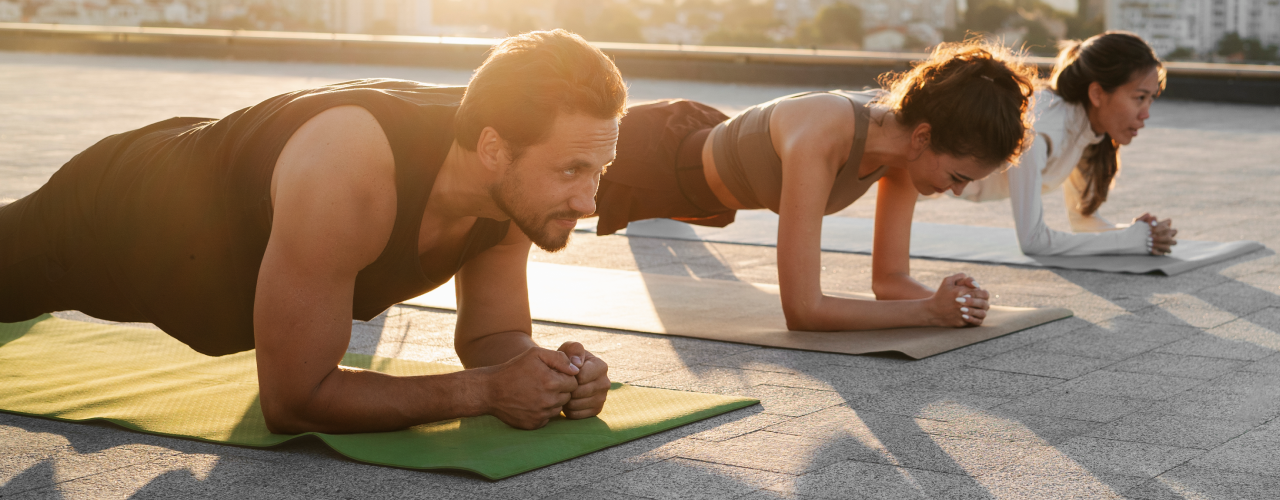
top-left (956, 89), bottom-right (1151, 256)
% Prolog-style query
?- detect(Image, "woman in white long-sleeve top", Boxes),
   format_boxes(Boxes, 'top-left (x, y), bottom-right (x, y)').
top-left (956, 31), bottom-right (1179, 256)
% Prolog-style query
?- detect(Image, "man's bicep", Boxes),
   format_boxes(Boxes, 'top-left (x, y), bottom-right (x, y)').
top-left (454, 229), bottom-right (535, 342)
top-left (253, 106), bottom-right (399, 408)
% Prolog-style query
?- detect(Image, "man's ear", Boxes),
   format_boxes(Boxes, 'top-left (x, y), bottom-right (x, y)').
top-left (1087, 81), bottom-right (1107, 109)
top-left (909, 122), bottom-right (932, 160)
top-left (476, 126), bottom-right (510, 173)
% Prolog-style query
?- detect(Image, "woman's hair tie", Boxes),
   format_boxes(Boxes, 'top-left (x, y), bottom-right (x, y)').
top-left (980, 75), bottom-right (994, 82)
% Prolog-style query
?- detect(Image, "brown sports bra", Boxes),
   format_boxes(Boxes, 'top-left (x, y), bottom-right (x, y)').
top-left (709, 90), bottom-right (888, 213)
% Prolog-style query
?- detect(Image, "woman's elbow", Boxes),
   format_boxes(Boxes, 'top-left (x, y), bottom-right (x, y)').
top-left (781, 300), bottom-right (824, 331)
top-left (1017, 235), bottom-right (1051, 256)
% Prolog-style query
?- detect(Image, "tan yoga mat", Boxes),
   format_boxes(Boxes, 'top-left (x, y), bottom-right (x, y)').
top-left (404, 263), bottom-right (1073, 359)
top-left (576, 213), bottom-right (1266, 276)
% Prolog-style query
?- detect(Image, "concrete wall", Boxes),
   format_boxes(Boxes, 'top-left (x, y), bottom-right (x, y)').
top-left (1, 22), bottom-right (1277, 105)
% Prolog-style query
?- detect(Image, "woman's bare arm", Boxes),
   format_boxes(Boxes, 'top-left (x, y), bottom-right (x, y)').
top-left (870, 167), bottom-right (934, 300)
top-left (771, 96), bottom-right (983, 331)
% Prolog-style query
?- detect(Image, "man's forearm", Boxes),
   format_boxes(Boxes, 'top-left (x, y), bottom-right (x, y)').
top-left (455, 330), bottom-right (539, 369)
top-left (263, 366), bottom-right (489, 435)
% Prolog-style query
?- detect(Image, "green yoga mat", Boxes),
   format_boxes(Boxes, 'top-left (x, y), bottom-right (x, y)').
top-left (0, 315), bottom-right (757, 479)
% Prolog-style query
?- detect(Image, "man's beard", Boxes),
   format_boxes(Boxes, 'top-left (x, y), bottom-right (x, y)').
top-left (491, 177), bottom-right (581, 252)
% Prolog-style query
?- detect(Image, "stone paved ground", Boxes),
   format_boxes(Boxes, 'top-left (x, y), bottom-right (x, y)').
top-left (1, 51), bottom-right (1279, 499)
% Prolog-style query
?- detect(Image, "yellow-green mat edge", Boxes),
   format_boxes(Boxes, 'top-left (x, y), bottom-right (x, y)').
top-left (0, 316), bottom-right (760, 480)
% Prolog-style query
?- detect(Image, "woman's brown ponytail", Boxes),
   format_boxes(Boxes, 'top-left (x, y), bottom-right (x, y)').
top-left (1049, 31), bottom-right (1165, 216)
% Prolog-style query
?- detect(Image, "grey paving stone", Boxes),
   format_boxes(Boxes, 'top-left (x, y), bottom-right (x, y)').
top-left (797, 365), bottom-right (929, 395)
top-left (994, 388), bottom-right (1151, 423)
top-left (0, 444), bottom-right (181, 496)
top-left (596, 458), bottom-right (791, 500)
top-left (946, 316), bottom-right (1091, 358)
top-left (1242, 352), bottom-right (1280, 374)
top-left (544, 488), bottom-right (652, 500)
top-left (919, 434), bottom-right (1047, 477)
top-left (1107, 352), bottom-right (1248, 379)
top-left (605, 367), bottom-right (663, 384)
top-left (1085, 412), bottom-right (1254, 450)
top-left (589, 336), bottom-right (760, 373)
top-left (78, 454), bottom-right (453, 500)
top-left (744, 385), bottom-right (846, 417)
top-left (1126, 465), bottom-right (1280, 500)
top-left (1201, 315), bottom-right (1280, 352)
top-left (1043, 437), bottom-right (1205, 478)
top-left (1090, 316), bottom-right (1205, 341)
top-left (1144, 371), bottom-right (1280, 424)
top-left (630, 366), bottom-right (833, 395)
top-left (898, 367), bottom-right (1066, 398)
top-left (765, 405), bottom-right (894, 440)
top-left (840, 389), bottom-right (1009, 419)
top-left (733, 489), bottom-right (826, 500)
top-left (687, 412), bottom-right (793, 442)
top-left (978, 457), bottom-right (1146, 500)
top-left (890, 351), bottom-right (991, 375)
top-left (915, 410), bottom-right (1100, 446)
top-left (1055, 370), bottom-right (1205, 401)
top-left (1023, 328), bottom-right (1169, 360)
top-left (1187, 426), bottom-right (1280, 477)
top-left (1128, 293), bottom-right (1250, 329)
top-left (1194, 281), bottom-right (1280, 317)
top-left (675, 431), bottom-right (860, 475)
top-left (764, 461), bottom-right (985, 500)
top-left (1154, 331), bottom-right (1278, 361)
top-left (1243, 307), bottom-right (1280, 331)
top-left (765, 406), bottom-right (1041, 476)
top-left (701, 348), bottom-right (873, 375)
top-left (969, 348), bottom-right (1114, 379)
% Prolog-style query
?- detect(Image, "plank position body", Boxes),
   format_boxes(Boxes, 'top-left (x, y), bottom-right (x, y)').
top-left (595, 41), bottom-right (1036, 332)
top-left (0, 30), bottom-right (625, 433)
top-left (954, 31), bottom-right (1179, 256)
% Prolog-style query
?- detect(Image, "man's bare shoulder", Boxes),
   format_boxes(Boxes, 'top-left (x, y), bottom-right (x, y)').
top-left (273, 105), bottom-right (394, 194)
top-left (268, 105), bottom-right (398, 273)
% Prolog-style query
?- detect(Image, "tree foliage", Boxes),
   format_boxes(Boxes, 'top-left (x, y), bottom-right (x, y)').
top-left (795, 2), bottom-right (863, 47)
top-left (1217, 32), bottom-right (1280, 62)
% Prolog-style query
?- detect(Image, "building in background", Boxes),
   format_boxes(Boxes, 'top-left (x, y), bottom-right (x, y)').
top-left (774, 0), bottom-right (957, 50)
top-left (1108, 0), bottom-right (1280, 59)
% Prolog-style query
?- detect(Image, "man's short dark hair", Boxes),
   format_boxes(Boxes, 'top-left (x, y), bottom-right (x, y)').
top-left (455, 29), bottom-right (628, 159)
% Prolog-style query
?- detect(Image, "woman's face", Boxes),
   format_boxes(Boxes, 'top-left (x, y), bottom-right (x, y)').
top-left (907, 148), bottom-right (999, 196)
top-left (1088, 66), bottom-right (1161, 146)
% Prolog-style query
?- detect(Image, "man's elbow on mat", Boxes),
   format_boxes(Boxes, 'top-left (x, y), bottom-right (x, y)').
top-left (259, 395), bottom-right (315, 435)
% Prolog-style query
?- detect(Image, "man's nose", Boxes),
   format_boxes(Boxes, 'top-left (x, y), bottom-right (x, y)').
top-left (569, 180), bottom-right (598, 216)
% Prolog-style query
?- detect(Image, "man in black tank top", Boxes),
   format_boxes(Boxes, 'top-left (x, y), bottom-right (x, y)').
top-left (0, 30), bottom-right (627, 433)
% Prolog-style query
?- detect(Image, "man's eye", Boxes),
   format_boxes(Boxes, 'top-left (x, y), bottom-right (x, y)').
top-left (563, 168), bottom-right (577, 176)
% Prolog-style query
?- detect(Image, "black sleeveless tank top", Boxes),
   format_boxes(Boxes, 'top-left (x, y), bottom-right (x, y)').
top-left (78, 79), bottom-right (509, 356)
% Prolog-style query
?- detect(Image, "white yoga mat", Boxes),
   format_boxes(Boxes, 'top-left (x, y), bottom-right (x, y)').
top-left (575, 212), bottom-right (1264, 276)
top-left (404, 263), bottom-right (1073, 359)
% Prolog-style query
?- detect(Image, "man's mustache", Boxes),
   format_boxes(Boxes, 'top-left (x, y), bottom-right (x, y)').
top-left (547, 210), bottom-right (587, 221)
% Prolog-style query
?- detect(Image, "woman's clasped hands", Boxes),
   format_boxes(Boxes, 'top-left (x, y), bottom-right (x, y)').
top-left (929, 273), bottom-right (990, 327)
top-left (1135, 213), bottom-right (1177, 256)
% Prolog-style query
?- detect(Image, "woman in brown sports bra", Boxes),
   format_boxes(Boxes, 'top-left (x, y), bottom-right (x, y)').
top-left (595, 40), bottom-right (1037, 332)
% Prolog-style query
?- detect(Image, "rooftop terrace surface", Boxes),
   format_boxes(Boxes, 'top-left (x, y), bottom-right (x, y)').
top-left (1, 51), bottom-right (1279, 499)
